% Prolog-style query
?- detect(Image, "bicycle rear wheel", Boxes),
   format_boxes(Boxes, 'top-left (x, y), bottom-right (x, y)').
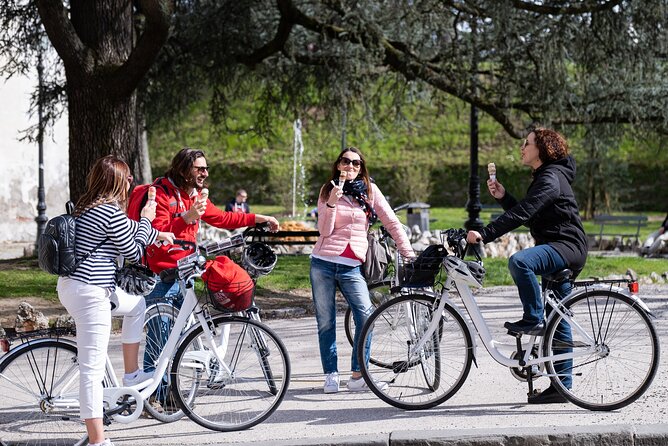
top-left (141, 303), bottom-right (185, 422)
top-left (0, 339), bottom-right (88, 446)
top-left (358, 294), bottom-right (472, 410)
top-left (170, 316), bottom-right (290, 431)
top-left (543, 289), bottom-right (660, 411)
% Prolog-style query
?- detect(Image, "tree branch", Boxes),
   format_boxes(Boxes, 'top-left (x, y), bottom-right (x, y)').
top-left (509, 0), bottom-right (624, 15)
top-left (36, 0), bottom-right (91, 77)
top-left (111, 0), bottom-right (172, 98)
top-left (238, 0), bottom-right (295, 66)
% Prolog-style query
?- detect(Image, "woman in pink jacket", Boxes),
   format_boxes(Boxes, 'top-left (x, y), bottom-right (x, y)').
top-left (310, 147), bottom-right (415, 394)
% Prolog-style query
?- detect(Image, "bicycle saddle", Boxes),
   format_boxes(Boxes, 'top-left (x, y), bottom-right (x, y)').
top-left (542, 269), bottom-right (572, 284)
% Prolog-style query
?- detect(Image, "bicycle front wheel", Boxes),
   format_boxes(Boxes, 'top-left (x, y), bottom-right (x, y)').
top-left (543, 289), bottom-right (660, 411)
top-left (359, 294), bottom-right (473, 410)
top-left (171, 316), bottom-right (290, 431)
top-left (0, 339), bottom-right (88, 446)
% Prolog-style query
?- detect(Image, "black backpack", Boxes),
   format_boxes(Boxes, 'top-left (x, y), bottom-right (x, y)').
top-left (38, 202), bottom-right (107, 276)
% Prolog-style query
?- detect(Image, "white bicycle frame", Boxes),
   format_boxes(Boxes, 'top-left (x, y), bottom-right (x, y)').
top-left (0, 267), bottom-right (230, 425)
top-left (404, 254), bottom-right (646, 378)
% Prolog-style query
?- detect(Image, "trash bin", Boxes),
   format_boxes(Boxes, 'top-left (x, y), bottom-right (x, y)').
top-left (395, 202), bottom-right (431, 232)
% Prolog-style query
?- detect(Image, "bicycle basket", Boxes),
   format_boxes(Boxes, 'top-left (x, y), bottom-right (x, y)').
top-left (241, 242), bottom-right (277, 277)
top-left (400, 244), bottom-right (448, 287)
top-left (201, 256), bottom-right (255, 312)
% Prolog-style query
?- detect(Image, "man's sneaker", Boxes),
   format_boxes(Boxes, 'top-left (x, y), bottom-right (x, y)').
top-left (347, 376), bottom-right (388, 392)
top-left (323, 372), bottom-right (340, 394)
top-left (123, 370), bottom-right (153, 387)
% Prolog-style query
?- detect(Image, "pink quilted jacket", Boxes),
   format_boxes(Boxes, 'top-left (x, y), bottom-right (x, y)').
top-left (312, 183), bottom-right (414, 260)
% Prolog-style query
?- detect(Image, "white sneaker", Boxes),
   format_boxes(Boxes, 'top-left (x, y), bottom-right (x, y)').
top-left (323, 372), bottom-right (340, 394)
top-left (347, 376), bottom-right (388, 392)
top-left (88, 439), bottom-right (114, 446)
top-left (122, 370), bottom-right (153, 387)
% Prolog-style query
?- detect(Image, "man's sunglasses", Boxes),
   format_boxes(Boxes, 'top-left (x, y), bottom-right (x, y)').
top-left (194, 166), bottom-right (209, 173)
top-left (339, 157), bottom-right (362, 167)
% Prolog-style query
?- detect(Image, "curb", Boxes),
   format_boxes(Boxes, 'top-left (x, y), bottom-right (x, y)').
top-left (222, 424), bottom-right (668, 446)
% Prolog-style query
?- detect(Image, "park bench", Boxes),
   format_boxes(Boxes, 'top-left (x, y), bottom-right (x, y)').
top-left (245, 228), bottom-right (320, 245)
top-left (593, 214), bottom-right (648, 250)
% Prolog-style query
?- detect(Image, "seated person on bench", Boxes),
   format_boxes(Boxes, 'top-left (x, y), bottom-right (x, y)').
top-left (467, 128), bottom-right (588, 404)
top-left (641, 213), bottom-right (668, 256)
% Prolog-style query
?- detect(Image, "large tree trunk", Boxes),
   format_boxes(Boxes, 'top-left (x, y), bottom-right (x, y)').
top-left (37, 0), bottom-right (171, 202)
top-left (67, 86), bottom-right (140, 202)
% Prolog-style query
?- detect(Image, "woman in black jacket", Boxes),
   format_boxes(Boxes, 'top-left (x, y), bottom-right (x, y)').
top-left (467, 128), bottom-right (588, 404)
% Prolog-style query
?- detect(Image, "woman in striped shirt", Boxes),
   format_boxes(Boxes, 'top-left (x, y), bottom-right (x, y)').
top-left (57, 155), bottom-right (174, 446)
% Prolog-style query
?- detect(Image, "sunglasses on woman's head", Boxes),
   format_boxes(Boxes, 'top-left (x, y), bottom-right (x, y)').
top-left (339, 157), bottom-right (361, 167)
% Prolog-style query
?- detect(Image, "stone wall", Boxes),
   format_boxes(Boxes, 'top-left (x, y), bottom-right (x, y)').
top-left (0, 67), bottom-right (69, 258)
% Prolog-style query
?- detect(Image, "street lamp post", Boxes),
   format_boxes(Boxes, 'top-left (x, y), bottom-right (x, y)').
top-left (464, 20), bottom-right (484, 233)
top-left (35, 48), bottom-right (48, 251)
top-left (464, 103), bottom-right (484, 232)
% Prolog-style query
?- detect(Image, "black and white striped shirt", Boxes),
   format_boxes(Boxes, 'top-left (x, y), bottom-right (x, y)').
top-left (69, 204), bottom-right (158, 289)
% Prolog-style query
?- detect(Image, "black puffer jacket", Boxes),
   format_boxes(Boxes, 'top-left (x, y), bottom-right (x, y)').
top-left (480, 155), bottom-right (588, 270)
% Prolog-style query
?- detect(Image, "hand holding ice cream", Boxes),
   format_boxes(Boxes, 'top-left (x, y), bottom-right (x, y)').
top-left (487, 163), bottom-right (496, 181)
top-left (147, 186), bottom-right (156, 204)
top-left (486, 163), bottom-right (506, 199)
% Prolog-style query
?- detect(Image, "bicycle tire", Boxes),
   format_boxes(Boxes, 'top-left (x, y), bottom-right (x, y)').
top-left (170, 315), bottom-right (290, 431)
top-left (0, 339), bottom-right (89, 446)
top-left (542, 289), bottom-right (660, 411)
top-left (358, 294), bottom-right (472, 410)
top-left (344, 280), bottom-right (394, 368)
top-left (141, 303), bottom-right (186, 422)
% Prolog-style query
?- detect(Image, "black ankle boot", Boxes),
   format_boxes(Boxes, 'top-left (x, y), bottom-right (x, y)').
top-left (504, 319), bottom-right (545, 336)
top-left (527, 385), bottom-right (567, 404)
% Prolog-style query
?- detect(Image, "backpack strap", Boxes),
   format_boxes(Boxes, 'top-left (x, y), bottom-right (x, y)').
top-left (71, 236), bottom-right (110, 273)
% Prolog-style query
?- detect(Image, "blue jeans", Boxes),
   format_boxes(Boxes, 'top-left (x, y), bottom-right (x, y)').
top-left (508, 245), bottom-right (573, 388)
top-left (310, 257), bottom-right (373, 374)
top-left (143, 278), bottom-right (182, 402)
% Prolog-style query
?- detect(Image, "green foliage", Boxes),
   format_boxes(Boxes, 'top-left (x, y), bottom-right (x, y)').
top-left (0, 270), bottom-right (58, 300)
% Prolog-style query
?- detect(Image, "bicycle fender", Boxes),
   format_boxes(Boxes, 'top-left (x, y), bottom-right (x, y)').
top-left (560, 285), bottom-right (653, 316)
top-left (0, 337), bottom-right (77, 368)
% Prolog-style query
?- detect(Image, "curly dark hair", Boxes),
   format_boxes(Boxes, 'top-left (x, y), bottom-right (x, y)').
top-left (533, 128), bottom-right (570, 163)
top-left (166, 147), bottom-right (207, 190)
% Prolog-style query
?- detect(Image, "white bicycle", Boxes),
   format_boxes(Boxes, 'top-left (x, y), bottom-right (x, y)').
top-left (0, 239), bottom-right (290, 446)
top-left (358, 228), bottom-right (660, 411)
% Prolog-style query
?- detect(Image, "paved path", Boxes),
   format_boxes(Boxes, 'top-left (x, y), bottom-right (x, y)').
top-left (97, 285), bottom-right (668, 446)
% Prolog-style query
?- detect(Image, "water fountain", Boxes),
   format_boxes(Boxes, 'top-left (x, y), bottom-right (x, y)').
top-left (292, 119), bottom-right (307, 218)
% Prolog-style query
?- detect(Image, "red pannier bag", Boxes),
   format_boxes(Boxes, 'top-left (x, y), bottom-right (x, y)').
top-left (201, 256), bottom-right (255, 312)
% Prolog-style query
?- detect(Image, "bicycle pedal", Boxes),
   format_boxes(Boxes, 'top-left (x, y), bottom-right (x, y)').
top-left (527, 388), bottom-right (541, 397)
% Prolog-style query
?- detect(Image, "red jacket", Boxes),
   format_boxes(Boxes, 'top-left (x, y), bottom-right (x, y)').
top-left (146, 177), bottom-right (256, 273)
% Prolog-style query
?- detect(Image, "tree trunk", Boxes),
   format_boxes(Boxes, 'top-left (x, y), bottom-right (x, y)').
top-left (67, 85), bottom-right (139, 202)
top-left (37, 0), bottom-right (171, 202)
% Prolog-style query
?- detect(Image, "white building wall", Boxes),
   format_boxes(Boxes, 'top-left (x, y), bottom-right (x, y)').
top-left (0, 70), bottom-right (69, 258)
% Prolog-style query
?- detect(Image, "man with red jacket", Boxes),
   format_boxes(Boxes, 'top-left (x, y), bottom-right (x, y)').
top-left (143, 148), bottom-right (278, 273)
top-left (134, 147), bottom-right (278, 411)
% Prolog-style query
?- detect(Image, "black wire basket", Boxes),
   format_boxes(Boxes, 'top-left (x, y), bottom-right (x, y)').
top-left (399, 244), bottom-right (448, 287)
